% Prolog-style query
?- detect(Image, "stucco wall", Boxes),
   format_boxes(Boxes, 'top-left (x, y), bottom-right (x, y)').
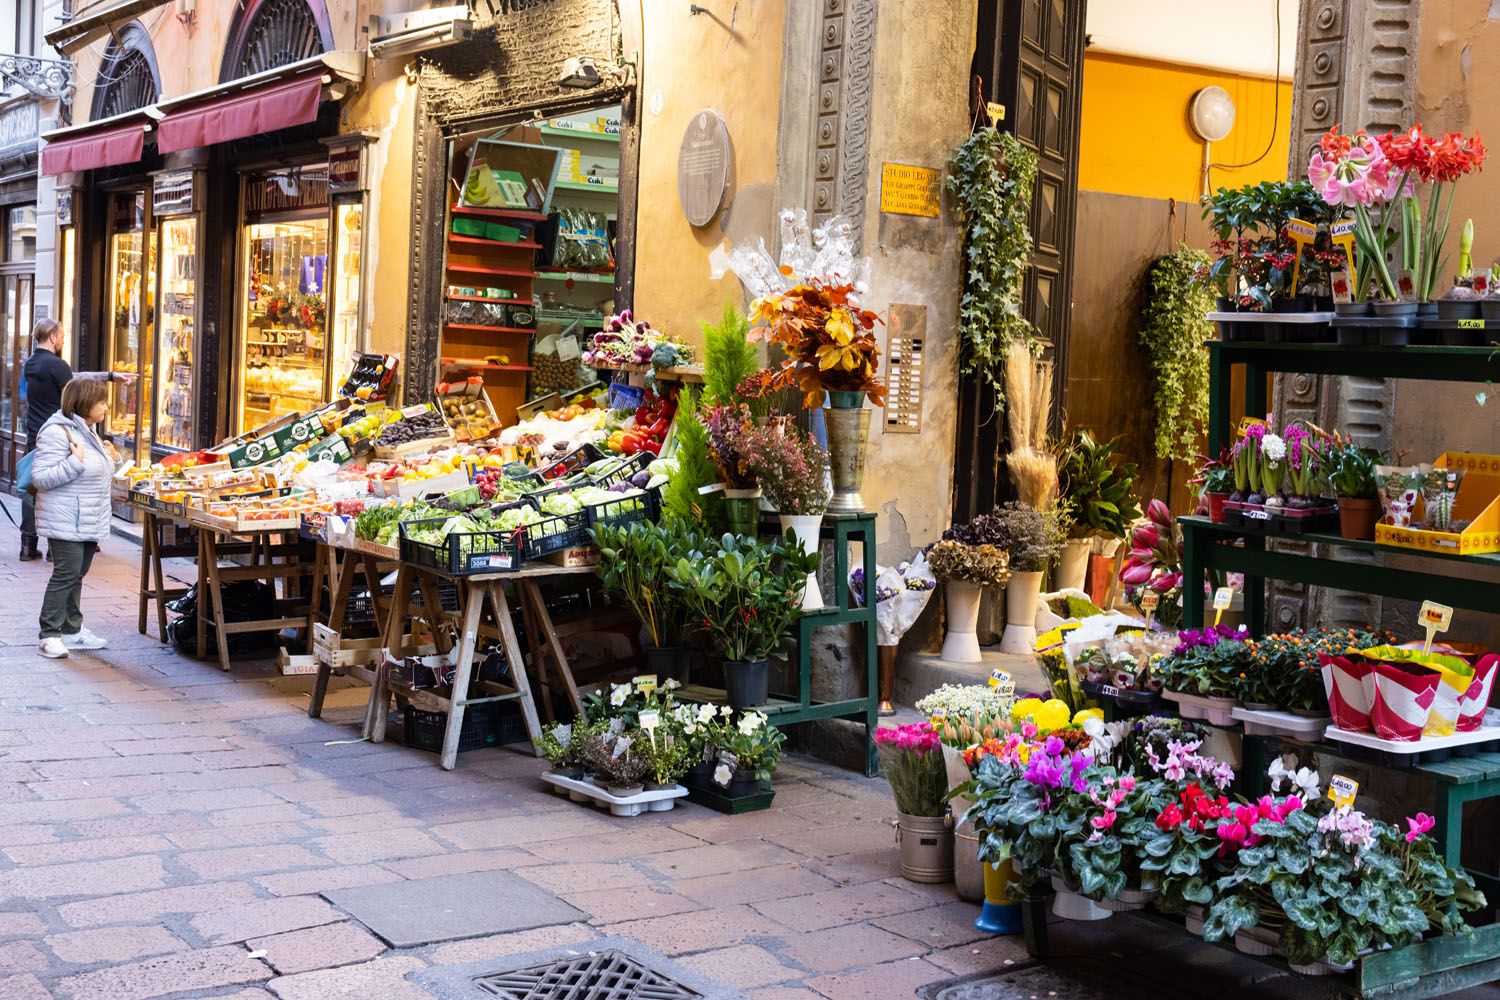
top-left (630, 0), bottom-right (787, 336)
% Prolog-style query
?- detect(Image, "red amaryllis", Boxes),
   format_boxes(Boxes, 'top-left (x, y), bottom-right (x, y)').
top-left (1375, 125), bottom-right (1432, 176)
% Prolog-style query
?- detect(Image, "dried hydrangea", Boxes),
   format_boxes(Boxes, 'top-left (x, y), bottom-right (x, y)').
top-left (926, 539), bottom-right (1011, 588)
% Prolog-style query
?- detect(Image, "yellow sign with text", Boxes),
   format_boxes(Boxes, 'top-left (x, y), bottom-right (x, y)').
top-left (1328, 774), bottom-right (1359, 809)
top-left (880, 163), bottom-right (942, 218)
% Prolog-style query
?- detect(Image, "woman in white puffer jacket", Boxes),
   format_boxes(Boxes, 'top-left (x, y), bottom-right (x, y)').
top-left (30, 378), bottom-right (115, 658)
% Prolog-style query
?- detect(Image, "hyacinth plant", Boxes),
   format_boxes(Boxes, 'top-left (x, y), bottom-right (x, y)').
top-left (739, 416), bottom-right (829, 515)
top-left (874, 723), bottom-right (949, 817)
top-left (1282, 424), bottom-right (1329, 506)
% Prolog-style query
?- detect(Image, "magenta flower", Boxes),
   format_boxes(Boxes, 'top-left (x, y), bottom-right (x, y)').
top-left (1406, 812), bottom-right (1436, 843)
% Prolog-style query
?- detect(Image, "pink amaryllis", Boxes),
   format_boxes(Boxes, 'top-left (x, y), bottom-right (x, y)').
top-left (1308, 126), bottom-right (1406, 301)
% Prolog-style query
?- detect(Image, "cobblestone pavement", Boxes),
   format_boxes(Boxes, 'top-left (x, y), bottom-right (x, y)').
top-left (2, 517), bottom-right (1498, 1000)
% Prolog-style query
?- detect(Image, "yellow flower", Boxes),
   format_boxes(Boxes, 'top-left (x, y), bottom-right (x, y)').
top-left (1016, 743), bottom-right (1033, 764)
top-left (1034, 699), bottom-right (1072, 733)
top-left (1072, 708), bottom-right (1103, 726)
top-left (825, 309), bottom-right (854, 344)
top-left (1011, 697), bottom-right (1044, 721)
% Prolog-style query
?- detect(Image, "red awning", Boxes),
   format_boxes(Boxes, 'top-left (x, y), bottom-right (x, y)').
top-left (157, 73), bottom-right (324, 154)
top-left (40, 118), bottom-right (147, 176)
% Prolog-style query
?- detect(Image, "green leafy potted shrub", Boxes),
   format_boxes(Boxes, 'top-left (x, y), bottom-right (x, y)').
top-left (1325, 439), bottom-right (1381, 540)
top-left (665, 531), bottom-right (819, 708)
top-left (1055, 430), bottom-right (1140, 589)
top-left (592, 520), bottom-right (696, 680)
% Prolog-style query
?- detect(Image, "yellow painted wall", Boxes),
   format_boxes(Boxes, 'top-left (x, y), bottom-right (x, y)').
top-left (1077, 52), bottom-right (1292, 201)
top-left (631, 0), bottom-right (787, 346)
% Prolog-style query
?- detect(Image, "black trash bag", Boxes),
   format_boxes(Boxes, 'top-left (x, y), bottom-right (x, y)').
top-left (166, 581), bottom-right (280, 658)
top-left (164, 585), bottom-right (197, 615)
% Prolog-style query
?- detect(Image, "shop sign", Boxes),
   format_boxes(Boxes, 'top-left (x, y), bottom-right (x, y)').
top-left (884, 304), bottom-right (926, 434)
top-left (245, 168), bottom-right (329, 217)
top-left (323, 134), bottom-right (376, 194)
top-left (879, 163), bottom-right (941, 218)
top-left (0, 102), bottom-right (37, 160)
top-left (152, 170), bottom-right (196, 216)
top-left (55, 188), bottom-right (72, 227)
top-left (677, 109), bottom-right (730, 228)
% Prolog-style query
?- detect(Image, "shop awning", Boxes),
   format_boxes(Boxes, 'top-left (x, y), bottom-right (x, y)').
top-left (39, 112), bottom-right (151, 176)
top-left (44, 0), bottom-right (169, 55)
top-left (154, 52), bottom-right (366, 155)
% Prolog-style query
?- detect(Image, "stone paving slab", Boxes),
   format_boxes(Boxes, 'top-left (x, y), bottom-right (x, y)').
top-left (325, 870), bottom-right (588, 948)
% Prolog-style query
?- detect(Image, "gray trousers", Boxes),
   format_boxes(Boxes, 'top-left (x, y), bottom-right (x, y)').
top-left (39, 539), bottom-right (97, 639)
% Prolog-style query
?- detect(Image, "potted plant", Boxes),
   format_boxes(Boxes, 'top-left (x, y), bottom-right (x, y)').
top-left (748, 278), bottom-right (886, 513)
top-left (1193, 451), bottom-right (1235, 524)
top-left (1325, 438), bottom-right (1382, 540)
top-left (703, 403), bottom-right (762, 537)
top-left (1118, 499), bottom-right (1184, 629)
top-left (994, 502), bottom-right (1066, 654)
top-left (852, 558), bottom-right (938, 714)
top-left (716, 709), bottom-right (785, 797)
top-left (1274, 425), bottom-right (1336, 533)
top-left (1157, 625), bottom-right (1249, 725)
top-left (538, 720), bottom-right (589, 780)
top-left (1055, 430), bottom-right (1140, 589)
top-left (1146, 247), bottom-right (1214, 457)
top-left (927, 540), bottom-right (1010, 663)
top-left (591, 520), bottom-right (695, 679)
top-left (665, 531), bottom-right (819, 708)
top-left (741, 416), bottom-right (830, 609)
top-left (581, 728), bottom-right (653, 797)
top-left (875, 722), bottom-right (954, 884)
top-left (638, 724), bottom-right (692, 792)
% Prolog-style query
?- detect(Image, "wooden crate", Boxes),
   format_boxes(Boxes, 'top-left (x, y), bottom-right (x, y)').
top-left (188, 508), bottom-right (303, 534)
top-left (371, 434), bottom-right (457, 460)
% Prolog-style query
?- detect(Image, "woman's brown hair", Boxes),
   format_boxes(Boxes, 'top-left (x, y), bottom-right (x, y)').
top-left (60, 378), bottom-right (109, 420)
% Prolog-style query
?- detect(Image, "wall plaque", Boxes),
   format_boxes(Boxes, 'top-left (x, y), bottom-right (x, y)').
top-left (884, 304), bottom-right (926, 433)
top-left (677, 109), bottom-right (731, 228)
top-left (879, 163), bottom-right (941, 218)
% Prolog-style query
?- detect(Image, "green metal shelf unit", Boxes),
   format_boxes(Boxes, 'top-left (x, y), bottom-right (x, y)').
top-left (678, 512), bottom-right (880, 776)
top-left (1160, 330), bottom-right (1500, 998)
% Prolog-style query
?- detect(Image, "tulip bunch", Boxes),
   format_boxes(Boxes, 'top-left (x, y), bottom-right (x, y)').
top-left (1119, 500), bottom-right (1183, 620)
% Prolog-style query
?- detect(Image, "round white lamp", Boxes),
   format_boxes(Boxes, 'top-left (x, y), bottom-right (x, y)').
top-left (1190, 86), bottom-right (1236, 195)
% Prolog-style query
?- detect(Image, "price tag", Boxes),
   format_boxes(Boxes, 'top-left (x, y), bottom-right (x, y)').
top-left (1331, 219), bottom-right (1358, 274)
top-left (638, 709), bottom-right (660, 731)
top-left (555, 335), bottom-right (581, 361)
top-left (1285, 218), bottom-right (1316, 294)
top-left (1212, 587), bottom-right (1234, 627)
top-left (400, 403), bottom-right (430, 418)
top-left (1236, 416), bottom-right (1266, 438)
top-left (1330, 269), bottom-right (1353, 305)
top-left (633, 674), bottom-right (658, 696)
top-left (1420, 601), bottom-right (1453, 656)
top-left (1100, 684), bottom-right (1121, 698)
top-left (1458, 318), bottom-right (1486, 330)
top-left (1139, 590), bottom-right (1159, 629)
top-left (988, 668), bottom-right (1011, 689)
top-left (697, 482), bottom-right (726, 495)
top-left (1328, 774), bottom-right (1359, 809)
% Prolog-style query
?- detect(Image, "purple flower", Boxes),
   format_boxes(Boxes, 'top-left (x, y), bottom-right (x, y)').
top-left (1024, 752), bottom-right (1064, 790)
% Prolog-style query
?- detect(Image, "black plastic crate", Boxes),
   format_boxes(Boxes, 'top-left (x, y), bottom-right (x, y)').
top-left (589, 453), bottom-right (652, 489)
top-left (535, 442), bottom-right (605, 481)
top-left (517, 509), bottom-right (588, 558)
top-left (399, 517), bottom-right (525, 576)
top-left (583, 488), bottom-right (661, 529)
top-left (401, 701), bottom-right (529, 754)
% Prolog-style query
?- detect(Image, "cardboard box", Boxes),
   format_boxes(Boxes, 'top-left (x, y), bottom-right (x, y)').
top-left (436, 375), bottom-right (502, 442)
top-left (545, 545), bottom-right (600, 568)
top-left (1374, 452), bottom-right (1500, 555)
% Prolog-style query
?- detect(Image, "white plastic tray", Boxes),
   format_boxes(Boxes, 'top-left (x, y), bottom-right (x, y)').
top-left (1163, 689), bottom-right (1238, 726)
top-left (540, 772), bottom-right (688, 817)
top-left (1231, 707), bottom-right (1330, 741)
top-left (1322, 719), bottom-right (1500, 755)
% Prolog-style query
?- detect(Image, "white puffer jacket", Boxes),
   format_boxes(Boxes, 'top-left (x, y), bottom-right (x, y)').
top-left (31, 411), bottom-right (114, 543)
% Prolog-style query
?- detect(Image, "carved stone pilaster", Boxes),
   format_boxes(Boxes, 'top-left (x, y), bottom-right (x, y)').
top-left (1274, 0), bottom-right (1415, 628)
top-left (807, 0), bottom-right (877, 253)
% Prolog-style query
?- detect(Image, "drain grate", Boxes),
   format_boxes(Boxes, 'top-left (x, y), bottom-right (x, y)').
top-left (472, 950), bottom-right (702, 1000)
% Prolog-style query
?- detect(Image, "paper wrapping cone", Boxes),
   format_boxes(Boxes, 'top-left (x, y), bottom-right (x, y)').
top-left (1370, 661), bottom-right (1439, 742)
top-left (1320, 653), bottom-right (1374, 732)
top-left (1457, 654), bottom-right (1499, 732)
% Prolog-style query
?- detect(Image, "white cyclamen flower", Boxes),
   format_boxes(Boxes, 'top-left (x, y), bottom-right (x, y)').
top-left (713, 763), bottom-right (733, 785)
top-left (609, 684), bottom-right (629, 707)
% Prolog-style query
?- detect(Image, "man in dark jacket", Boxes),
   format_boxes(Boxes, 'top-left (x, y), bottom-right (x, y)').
top-left (20, 319), bottom-right (119, 560)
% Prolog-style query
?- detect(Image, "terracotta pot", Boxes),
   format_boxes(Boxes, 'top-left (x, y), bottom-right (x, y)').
top-left (999, 571), bottom-right (1043, 654)
top-left (1054, 538), bottom-right (1090, 592)
top-left (778, 513), bottom-right (824, 610)
top-left (1205, 492), bottom-right (1229, 523)
top-left (941, 580), bottom-right (983, 662)
top-left (1337, 496), bottom-right (1380, 541)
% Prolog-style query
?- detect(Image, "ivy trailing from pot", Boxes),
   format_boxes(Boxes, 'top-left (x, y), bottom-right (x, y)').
top-left (947, 127), bottom-right (1045, 408)
top-left (1141, 246), bottom-right (1214, 461)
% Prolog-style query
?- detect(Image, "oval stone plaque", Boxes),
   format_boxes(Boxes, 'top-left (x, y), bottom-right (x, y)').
top-left (678, 109), bottom-right (731, 228)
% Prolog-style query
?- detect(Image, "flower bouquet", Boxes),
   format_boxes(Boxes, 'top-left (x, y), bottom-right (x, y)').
top-left (876, 722), bottom-right (954, 883)
top-left (852, 555), bottom-right (937, 712)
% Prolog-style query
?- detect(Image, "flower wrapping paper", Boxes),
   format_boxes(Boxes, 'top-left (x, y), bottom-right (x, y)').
top-left (1320, 653), bottom-right (1375, 732)
top-left (1370, 661), bottom-right (1439, 742)
top-left (1458, 654), bottom-right (1500, 732)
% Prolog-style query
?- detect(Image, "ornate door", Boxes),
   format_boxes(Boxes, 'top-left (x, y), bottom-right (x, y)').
top-left (953, 0), bottom-right (1087, 521)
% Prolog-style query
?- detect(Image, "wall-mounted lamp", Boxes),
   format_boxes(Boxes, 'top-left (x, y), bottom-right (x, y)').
top-left (1189, 86), bottom-right (1236, 197)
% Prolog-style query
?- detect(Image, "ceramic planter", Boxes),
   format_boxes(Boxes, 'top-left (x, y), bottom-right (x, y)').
top-left (1234, 926), bottom-right (1279, 956)
top-left (1054, 539), bottom-right (1090, 592)
top-left (999, 571), bottom-right (1044, 654)
top-left (723, 658), bottom-right (770, 709)
top-left (1048, 874), bottom-right (1111, 921)
top-left (895, 812), bottom-right (954, 883)
top-left (1162, 689), bottom-right (1239, 726)
top-left (1095, 884), bottom-right (1159, 912)
top-left (941, 579), bottom-right (984, 662)
top-left (826, 391), bottom-right (870, 513)
top-left (779, 513), bottom-right (824, 610)
top-left (975, 859), bottom-right (1023, 934)
top-left (1337, 496), bottom-right (1380, 541)
top-left (723, 487), bottom-right (763, 538)
top-left (953, 821), bottom-right (984, 903)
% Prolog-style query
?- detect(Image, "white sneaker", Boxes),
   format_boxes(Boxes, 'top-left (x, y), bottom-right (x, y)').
top-left (38, 637), bottom-right (69, 658)
top-left (62, 628), bottom-right (107, 650)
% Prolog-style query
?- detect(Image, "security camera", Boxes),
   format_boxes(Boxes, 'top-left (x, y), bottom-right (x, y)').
top-left (557, 56), bottom-right (603, 89)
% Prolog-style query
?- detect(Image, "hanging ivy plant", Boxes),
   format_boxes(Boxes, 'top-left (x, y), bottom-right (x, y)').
top-left (1140, 245), bottom-right (1214, 461)
top-left (947, 128), bottom-right (1044, 407)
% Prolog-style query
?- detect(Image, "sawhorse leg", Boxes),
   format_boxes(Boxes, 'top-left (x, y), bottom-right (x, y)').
top-left (488, 580), bottom-right (544, 759)
top-left (367, 564), bottom-right (414, 743)
top-left (138, 511), bottom-right (155, 636)
top-left (518, 579), bottom-right (583, 718)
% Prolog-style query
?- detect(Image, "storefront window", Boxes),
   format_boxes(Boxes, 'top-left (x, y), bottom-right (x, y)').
top-left (329, 200), bottom-right (363, 368)
top-left (155, 217), bottom-right (196, 450)
top-left (57, 226), bottom-right (76, 364)
top-left (238, 216), bottom-right (329, 433)
top-left (106, 192), bottom-right (154, 463)
top-left (5, 205), bottom-right (35, 262)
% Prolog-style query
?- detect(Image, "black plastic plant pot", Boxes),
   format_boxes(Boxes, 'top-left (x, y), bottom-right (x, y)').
top-left (1334, 301), bottom-right (1372, 316)
top-left (1335, 325), bottom-right (1374, 345)
top-left (1437, 300), bottom-right (1481, 320)
top-left (1274, 295), bottom-right (1312, 313)
top-left (724, 658), bottom-right (770, 709)
top-left (1372, 301), bottom-right (1420, 318)
top-left (643, 644), bottom-right (688, 682)
top-left (1377, 327), bottom-right (1412, 346)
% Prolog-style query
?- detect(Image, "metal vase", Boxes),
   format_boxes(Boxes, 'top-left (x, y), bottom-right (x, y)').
top-left (825, 393), bottom-right (871, 514)
top-left (895, 812), bottom-right (954, 883)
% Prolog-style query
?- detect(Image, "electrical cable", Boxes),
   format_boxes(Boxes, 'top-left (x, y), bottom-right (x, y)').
top-left (1206, 0), bottom-right (1283, 188)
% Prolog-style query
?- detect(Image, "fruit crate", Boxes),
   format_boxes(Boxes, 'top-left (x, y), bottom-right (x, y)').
top-left (589, 453), bottom-right (652, 488)
top-left (516, 509), bottom-right (589, 559)
top-left (399, 516), bottom-right (525, 575)
top-left (535, 442), bottom-right (604, 481)
top-left (583, 488), bottom-right (661, 529)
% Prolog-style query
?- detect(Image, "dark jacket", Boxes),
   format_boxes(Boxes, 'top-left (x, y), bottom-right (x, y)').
top-left (23, 347), bottom-right (72, 436)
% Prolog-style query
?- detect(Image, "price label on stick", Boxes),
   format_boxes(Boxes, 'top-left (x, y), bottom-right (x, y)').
top-left (1420, 601), bottom-right (1453, 656)
top-left (988, 668), bottom-right (1011, 689)
top-left (638, 710), bottom-right (660, 732)
top-left (1139, 590), bottom-right (1159, 629)
top-left (1212, 587), bottom-right (1234, 627)
top-left (1285, 218), bottom-right (1317, 294)
top-left (1328, 774), bottom-right (1359, 809)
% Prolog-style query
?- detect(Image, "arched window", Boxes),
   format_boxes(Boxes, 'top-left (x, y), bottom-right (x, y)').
top-left (221, 0), bottom-right (334, 82)
top-left (90, 22), bottom-right (161, 120)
